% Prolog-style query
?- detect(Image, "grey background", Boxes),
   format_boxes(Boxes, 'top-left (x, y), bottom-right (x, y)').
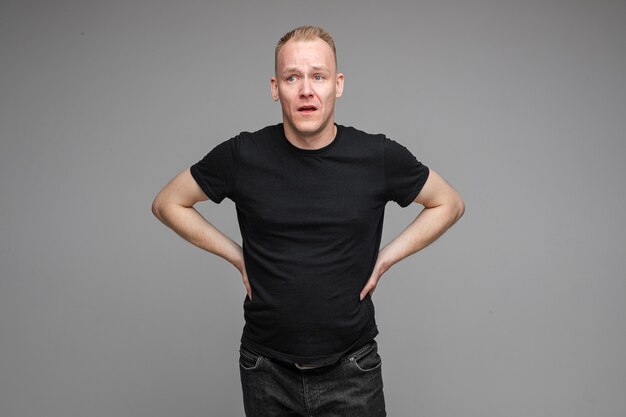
top-left (1, 0), bottom-right (625, 416)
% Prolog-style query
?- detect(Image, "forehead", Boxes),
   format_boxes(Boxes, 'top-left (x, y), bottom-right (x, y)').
top-left (277, 38), bottom-right (336, 72)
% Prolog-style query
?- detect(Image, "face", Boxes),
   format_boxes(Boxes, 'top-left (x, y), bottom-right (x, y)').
top-left (271, 38), bottom-right (344, 141)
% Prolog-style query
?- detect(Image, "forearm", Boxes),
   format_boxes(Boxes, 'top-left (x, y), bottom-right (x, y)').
top-left (376, 203), bottom-right (463, 275)
top-left (153, 204), bottom-right (244, 273)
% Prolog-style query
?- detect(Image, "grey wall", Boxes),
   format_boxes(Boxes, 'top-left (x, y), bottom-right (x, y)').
top-left (1, 0), bottom-right (625, 416)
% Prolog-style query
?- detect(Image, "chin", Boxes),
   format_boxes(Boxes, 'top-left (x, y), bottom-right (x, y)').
top-left (293, 121), bottom-right (323, 134)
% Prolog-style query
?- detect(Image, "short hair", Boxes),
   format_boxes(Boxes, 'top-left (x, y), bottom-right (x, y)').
top-left (274, 25), bottom-right (337, 74)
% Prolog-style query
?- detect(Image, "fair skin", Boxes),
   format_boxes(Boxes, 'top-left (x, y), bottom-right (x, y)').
top-left (152, 36), bottom-right (465, 302)
top-left (359, 169), bottom-right (464, 300)
top-left (270, 38), bottom-right (344, 149)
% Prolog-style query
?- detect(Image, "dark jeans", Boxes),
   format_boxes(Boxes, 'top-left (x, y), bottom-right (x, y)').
top-left (239, 339), bottom-right (386, 417)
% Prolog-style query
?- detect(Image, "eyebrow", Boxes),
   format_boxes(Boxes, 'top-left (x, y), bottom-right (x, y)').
top-left (281, 65), bottom-right (330, 75)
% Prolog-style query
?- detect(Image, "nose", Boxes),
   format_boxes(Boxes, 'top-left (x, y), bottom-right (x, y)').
top-left (299, 77), bottom-right (314, 98)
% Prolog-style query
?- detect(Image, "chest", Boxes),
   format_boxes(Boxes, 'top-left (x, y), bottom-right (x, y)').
top-left (235, 153), bottom-right (386, 227)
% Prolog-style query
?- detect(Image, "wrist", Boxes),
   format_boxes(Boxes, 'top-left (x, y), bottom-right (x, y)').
top-left (376, 249), bottom-right (393, 276)
top-left (232, 246), bottom-right (245, 274)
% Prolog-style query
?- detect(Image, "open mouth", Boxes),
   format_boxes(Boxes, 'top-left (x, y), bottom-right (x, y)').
top-left (298, 105), bottom-right (318, 113)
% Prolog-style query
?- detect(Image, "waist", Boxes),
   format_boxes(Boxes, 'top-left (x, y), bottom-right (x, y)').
top-left (241, 323), bottom-right (379, 368)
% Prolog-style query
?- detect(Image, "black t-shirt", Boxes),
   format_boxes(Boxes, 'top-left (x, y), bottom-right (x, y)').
top-left (190, 123), bottom-right (429, 366)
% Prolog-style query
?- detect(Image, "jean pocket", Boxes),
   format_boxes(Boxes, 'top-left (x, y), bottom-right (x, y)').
top-left (239, 345), bottom-right (263, 370)
top-left (350, 341), bottom-right (382, 372)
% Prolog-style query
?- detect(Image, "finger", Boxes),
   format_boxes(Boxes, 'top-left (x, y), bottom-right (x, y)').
top-left (359, 284), bottom-right (372, 301)
top-left (242, 276), bottom-right (252, 300)
top-left (360, 274), bottom-right (381, 300)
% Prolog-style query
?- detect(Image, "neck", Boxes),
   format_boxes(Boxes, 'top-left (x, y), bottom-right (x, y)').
top-left (282, 120), bottom-right (337, 150)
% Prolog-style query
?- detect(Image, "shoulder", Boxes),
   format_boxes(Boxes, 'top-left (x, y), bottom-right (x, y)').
top-left (231, 123), bottom-right (281, 146)
top-left (209, 124), bottom-right (279, 154)
top-left (337, 124), bottom-right (388, 152)
top-left (337, 124), bottom-right (416, 152)
top-left (237, 123), bottom-right (281, 139)
top-left (339, 124), bottom-right (385, 140)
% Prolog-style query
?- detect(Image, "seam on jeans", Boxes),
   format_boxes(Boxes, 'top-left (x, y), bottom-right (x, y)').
top-left (239, 350), bottom-right (261, 370)
top-left (240, 349), bottom-right (257, 361)
top-left (352, 352), bottom-right (382, 372)
top-left (349, 342), bottom-right (373, 360)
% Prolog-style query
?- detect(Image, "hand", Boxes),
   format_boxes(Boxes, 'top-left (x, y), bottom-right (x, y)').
top-left (241, 263), bottom-right (252, 300)
top-left (359, 267), bottom-right (383, 301)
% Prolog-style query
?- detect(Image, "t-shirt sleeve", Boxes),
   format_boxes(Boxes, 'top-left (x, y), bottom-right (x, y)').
top-left (384, 137), bottom-right (430, 207)
top-left (189, 135), bottom-right (240, 204)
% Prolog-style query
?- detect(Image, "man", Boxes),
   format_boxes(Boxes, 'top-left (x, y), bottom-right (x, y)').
top-left (152, 25), bottom-right (464, 417)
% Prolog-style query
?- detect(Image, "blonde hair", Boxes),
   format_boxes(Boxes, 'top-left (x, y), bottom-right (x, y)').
top-left (274, 25), bottom-right (337, 73)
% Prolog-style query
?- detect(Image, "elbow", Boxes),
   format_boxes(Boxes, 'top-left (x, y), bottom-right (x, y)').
top-left (439, 191), bottom-right (464, 226)
top-left (452, 195), bottom-right (465, 223)
top-left (151, 195), bottom-right (167, 222)
top-left (457, 198), bottom-right (465, 221)
top-left (151, 198), bottom-right (161, 220)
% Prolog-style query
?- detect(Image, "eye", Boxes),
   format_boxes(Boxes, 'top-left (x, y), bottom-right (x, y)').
top-left (286, 75), bottom-right (298, 82)
top-left (313, 74), bottom-right (325, 81)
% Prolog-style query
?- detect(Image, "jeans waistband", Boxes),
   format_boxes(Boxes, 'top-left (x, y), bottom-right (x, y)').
top-left (291, 340), bottom-right (376, 369)
top-left (294, 362), bottom-right (326, 369)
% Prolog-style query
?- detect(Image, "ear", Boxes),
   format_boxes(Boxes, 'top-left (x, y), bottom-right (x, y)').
top-left (335, 72), bottom-right (344, 98)
top-left (270, 76), bottom-right (279, 102)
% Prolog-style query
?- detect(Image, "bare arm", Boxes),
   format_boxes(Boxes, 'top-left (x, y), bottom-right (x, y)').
top-left (359, 168), bottom-right (465, 300)
top-left (151, 168), bottom-right (251, 299)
